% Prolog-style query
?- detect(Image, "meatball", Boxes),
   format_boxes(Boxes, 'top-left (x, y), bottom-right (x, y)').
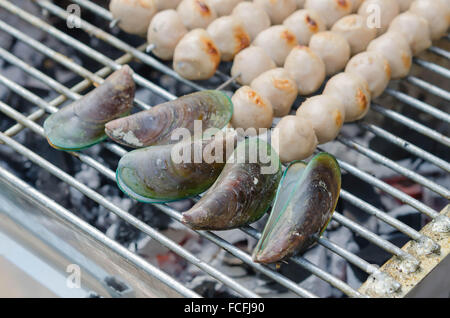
top-left (155, 0), bottom-right (181, 10)
top-left (231, 2), bottom-right (271, 41)
top-left (250, 68), bottom-right (298, 117)
top-left (367, 31), bottom-right (412, 79)
top-left (345, 51), bottom-right (391, 98)
top-left (309, 31), bottom-right (351, 76)
top-left (332, 14), bottom-right (377, 55)
top-left (284, 45), bottom-right (326, 95)
top-left (283, 9), bottom-right (326, 45)
top-left (409, 0), bottom-right (449, 40)
top-left (272, 115), bottom-right (318, 163)
top-left (207, 16), bottom-right (250, 61)
top-left (388, 12), bottom-right (432, 55)
top-left (177, 0), bottom-right (217, 29)
top-left (304, 0), bottom-right (352, 28)
top-left (147, 10), bottom-right (188, 60)
top-left (358, 0), bottom-right (399, 35)
top-left (324, 72), bottom-right (371, 122)
top-left (296, 95), bottom-right (345, 144)
top-left (206, 0), bottom-right (242, 16)
top-left (253, 26), bottom-right (298, 66)
top-left (109, 0), bottom-right (157, 36)
top-left (231, 46), bottom-right (276, 85)
top-left (173, 29), bottom-right (221, 80)
top-left (230, 86), bottom-right (274, 133)
top-left (254, 0), bottom-right (297, 25)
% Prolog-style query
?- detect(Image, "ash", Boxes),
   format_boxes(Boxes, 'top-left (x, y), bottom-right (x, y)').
top-left (1, 0), bottom-right (448, 298)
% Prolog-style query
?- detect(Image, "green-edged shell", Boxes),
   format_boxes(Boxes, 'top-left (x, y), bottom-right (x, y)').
top-left (44, 66), bottom-right (135, 151)
top-left (105, 90), bottom-right (233, 148)
top-left (116, 132), bottom-right (238, 203)
top-left (253, 153), bottom-right (341, 264)
top-left (181, 138), bottom-right (282, 231)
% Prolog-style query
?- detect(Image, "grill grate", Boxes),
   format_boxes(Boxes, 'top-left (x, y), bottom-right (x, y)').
top-left (0, 0), bottom-right (448, 298)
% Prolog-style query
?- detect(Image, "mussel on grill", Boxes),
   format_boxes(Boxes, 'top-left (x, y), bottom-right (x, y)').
top-left (182, 137), bottom-right (282, 231)
top-left (105, 90), bottom-right (233, 148)
top-left (252, 153), bottom-right (341, 264)
top-left (116, 131), bottom-right (239, 203)
top-left (44, 66), bottom-right (135, 151)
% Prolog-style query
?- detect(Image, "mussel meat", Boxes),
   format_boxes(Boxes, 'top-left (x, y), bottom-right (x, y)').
top-left (182, 138), bottom-right (282, 231)
top-left (105, 90), bottom-right (233, 148)
top-left (116, 131), bottom-right (239, 203)
top-left (44, 66), bottom-right (135, 151)
top-left (253, 153), bottom-right (341, 264)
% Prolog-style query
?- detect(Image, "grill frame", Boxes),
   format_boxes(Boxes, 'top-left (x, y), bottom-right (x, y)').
top-left (0, 0), bottom-right (448, 298)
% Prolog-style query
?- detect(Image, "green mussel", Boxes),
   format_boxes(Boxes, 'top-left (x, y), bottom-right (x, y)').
top-left (182, 138), bottom-right (282, 231)
top-left (116, 131), bottom-right (239, 203)
top-left (44, 66), bottom-right (135, 151)
top-left (105, 90), bottom-right (233, 148)
top-left (252, 153), bottom-right (341, 264)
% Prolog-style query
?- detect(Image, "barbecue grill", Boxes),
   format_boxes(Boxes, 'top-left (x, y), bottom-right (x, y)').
top-left (0, 0), bottom-right (448, 298)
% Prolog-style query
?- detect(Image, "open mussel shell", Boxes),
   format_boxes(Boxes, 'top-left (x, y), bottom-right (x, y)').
top-left (252, 153), bottom-right (341, 264)
top-left (105, 90), bottom-right (233, 148)
top-left (44, 66), bottom-right (135, 151)
top-left (116, 131), bottom-right (239, 203)
top-left (182, 137), bottom-right (282, 231)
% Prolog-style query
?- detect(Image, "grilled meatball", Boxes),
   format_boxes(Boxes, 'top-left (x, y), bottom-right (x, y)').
top-left (367, 31), bottom-right (412, 79)
top-left (207, 16), bottom-right (250, 61)
top-left (284, 45), bottom-right (326, 95)
top-left (147, 10), bottom-right (188, 60)
top-left (155, 0), bottom-right (181, 10)
top-left (358, 0), bottom-right (399, 35)
top-left (345, 51), bottom-right (391, 98)
top-left (206, 0), bottom-right (242, 16)
top-left (231, 46), bottom-right (276, 85)
top-left (250, 68), bottom-right (298, 117)
top-left (232, 2), bottom-right (271, 40)
top-left (230, 86), bottom-right (274, 132)
top-left (173, 29), bottom-right (221, 80)
top-left (332, 14), bottom-right (377, 55)
top-left (324, 72), bottom-right (371, 122)
top-left (254, 0), bottom-right (297, 25)
top-left (388, 12), bottom-right (432, 55)
top-left (283, 9), bottom-right (326, 45)
top-left (309, 31), bottom-right (351, 76)
top-left (253, 26), bottom-right (298, 66)
top-left (304, 0), bottom-right (352, 28)
top-left (109, 0), bottom-right (157, 36)
top-left (177, 0), bottom-right (217, 29)
top-left (296, 95), bottom-right (345, 144)
top-left (272, 115), bottom-right (318, 163)
top-left (396, 0), bottom-right (414, 11)
top-left (409, 0), bottom-right (449, 40)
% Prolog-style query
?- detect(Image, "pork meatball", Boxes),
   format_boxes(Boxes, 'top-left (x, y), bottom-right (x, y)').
top-left (250, 68), bottom-right (298, 117)
top-left (109, 0), bottom-right (157, 36)
top-left (147, 10), bottom-right (188, 60)
top-left (345, 51), bottom-right (391, 98)
top-left (230, 86), bottom-right (274, 133)
top-left (304, 0), bottom-right (352, 28)
top-left (284, 45), bottom-right (326, 95)
top-left (309, 31), bottom-right (351, 76)
top-left (409, 0), bottom-right (450, 40)
top-left (207, 16), bottom-right (250, 61)
top-left (296, 95), bottom-right (345, 144)
top-left (332, 14), bottom-right (377, 55)
top-left (231, 46), bottom-right (276, 85)
top-left (177, 0), bottom-right (217, 29)
top-left (272, 115), bottom-right (318, 163)
top-left (253, 26), bottom-right (298, 66)
top-left (173, 29), bottom-right (221, 80)
top-left (232, 2), bottom-right (271, 40)
top-left (388, 12), bottom-right (432, 55)
top-left (155, 0), bottom-right (181, 10)
top-left (254, 0), bottom-right (297, 25)
top-left (206, 0), bottom-right (242, 16)
top-left (283, 9), bottom-right (326, 45)
top-left (358, 0), bottom-right (399, 35)
top-left (324, 72), bottom-right (371, 122)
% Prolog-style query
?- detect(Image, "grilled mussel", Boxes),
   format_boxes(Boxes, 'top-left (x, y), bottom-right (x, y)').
top-left (105, 90), bottom-right (233, 148)
top-left (44, 66), bottom-right (135, 151)
top-left (182, 138), bottom-right (282, 231)
top-left (253, 153), bottom-right (341, 264)
top-left (116, 131), bottom-right (239, 203)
